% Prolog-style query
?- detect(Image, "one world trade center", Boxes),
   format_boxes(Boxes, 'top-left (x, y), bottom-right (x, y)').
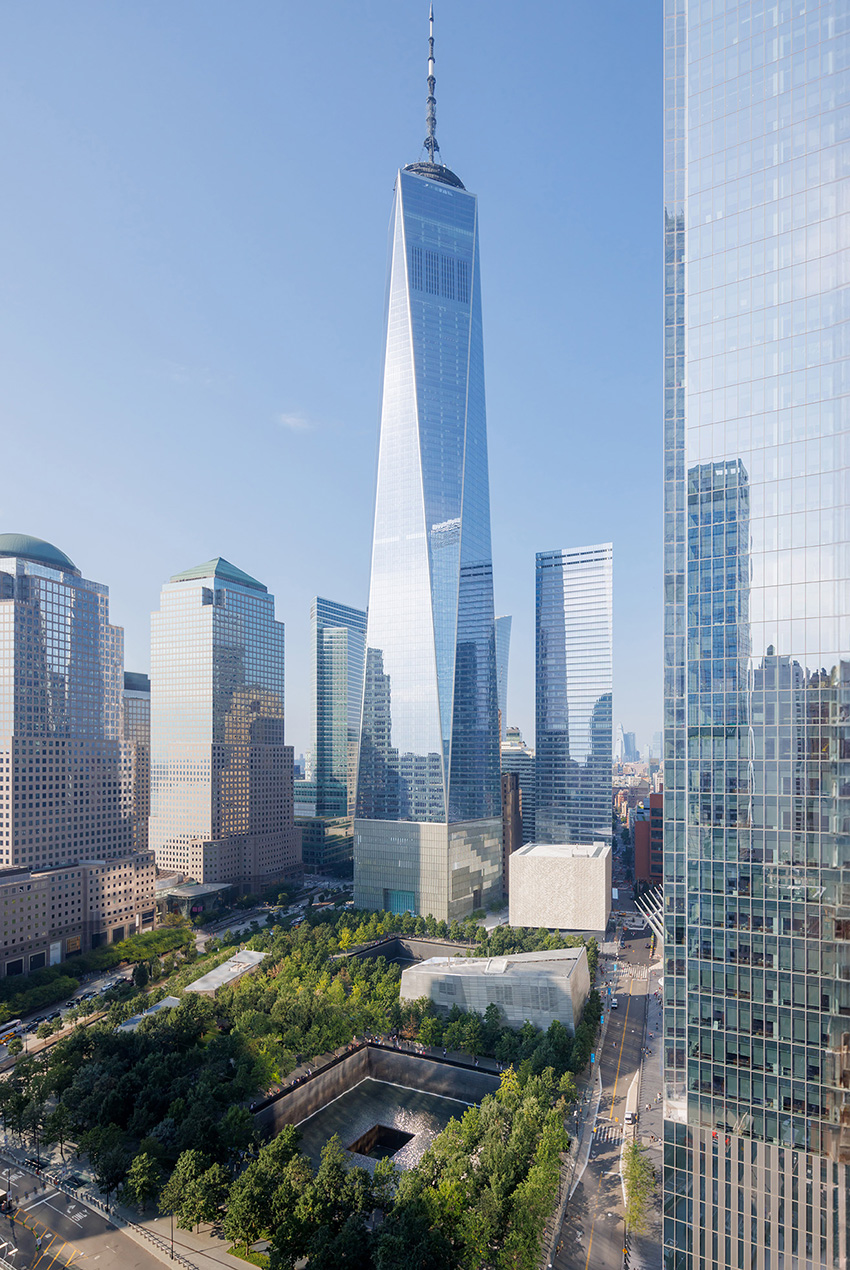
top-left (354, 9), bottom-right (502, 921)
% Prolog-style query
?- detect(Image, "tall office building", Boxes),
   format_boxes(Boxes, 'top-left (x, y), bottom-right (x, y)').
top-left (0, 534), bottom-right (155, 974)
top-left (149, 558), bottom-right (300, 891)
top-left (495, 615), bottom-right (512, 741)
top-left (500, 724), bottom-right (536, 845)
top-left (535, 545), bottom-right (613, 846)
top-left (354, 12), bottom-right (502, 921)
top-left (663, 3), bottom-right (850, 1266)
top-left (297, 598), bottom-right (366, 874)
top-left (123, 671), bottom-right (150, 852)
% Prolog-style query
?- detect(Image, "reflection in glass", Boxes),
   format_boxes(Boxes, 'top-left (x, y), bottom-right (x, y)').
top-left (663, 2), bottom-right (850, 1262)
top-left (535, 545), bottom-right (613, 847)
top-left (354, 164), bottom-right (501, 921)
top-left (149, 558), bottom-right (299, 889)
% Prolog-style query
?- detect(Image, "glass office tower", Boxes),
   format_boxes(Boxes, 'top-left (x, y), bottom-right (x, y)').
top-left (297, 598), bottom-right (366, 874)
top-left (663, 2), bottom-right (850, 1266)
top-left (123, 671), bottom-right (150, 853)
top-left (0, 534), bottom-right (155, 968)
top-left (354, 19), bottom-right (502, 922)
top-left (149, 558), bottom-right (300, 890)
top-left (535, 545), bottom-right (613, 846)
top-left (311, 598), bottom-right (367, 818)
top-left (495, 615), bottom-right (512, 742)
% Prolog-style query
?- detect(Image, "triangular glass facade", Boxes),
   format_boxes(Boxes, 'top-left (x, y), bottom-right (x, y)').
top-left (356, 167), bottom-right (500, 827)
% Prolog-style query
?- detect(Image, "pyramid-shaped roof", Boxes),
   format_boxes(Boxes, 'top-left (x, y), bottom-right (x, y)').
top-left (169, 557), bottom-right (267, 593)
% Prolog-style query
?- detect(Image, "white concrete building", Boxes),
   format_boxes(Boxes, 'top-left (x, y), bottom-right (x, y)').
top-left (508, 841), bottom-right (611, 932)
top-left (399, 946), bottom-right (590, 1034)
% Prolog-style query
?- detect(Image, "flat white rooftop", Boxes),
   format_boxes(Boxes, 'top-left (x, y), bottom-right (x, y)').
top-left (416, 947), bottom-right (585, 977)
top-left (184, 949), bottom-right (266, 995)
top-left (514, 841), bottom-right (610, 860)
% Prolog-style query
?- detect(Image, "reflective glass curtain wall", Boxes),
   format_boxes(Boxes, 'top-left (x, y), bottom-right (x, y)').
top-left (355, 166), bottom-right (502, 921)
top-left (663, 2), bottom-right (850, 1265)
top-left (311, 598), bottom-right (367, 818)
top-left (0, 547), bottom-right (133, 874)
top-left (150, 561), bottom-right (299, 889)
top-left (535, 545), bottom-right (613, 847)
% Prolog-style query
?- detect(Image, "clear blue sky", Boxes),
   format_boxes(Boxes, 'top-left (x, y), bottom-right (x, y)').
top-left (0, 1), bottom-right (662, 755)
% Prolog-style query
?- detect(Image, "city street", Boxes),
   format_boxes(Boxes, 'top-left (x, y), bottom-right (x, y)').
top-left (552, 925), bottom-right (659, 1270)
top-left (0, 1161), bottom-right (164, 1269)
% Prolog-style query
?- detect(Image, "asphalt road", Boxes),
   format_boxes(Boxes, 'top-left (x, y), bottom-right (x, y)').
top-left (552, 928), bottom-right (654, 1270)
top-left (0, 1164), bottom-right (163, 1270)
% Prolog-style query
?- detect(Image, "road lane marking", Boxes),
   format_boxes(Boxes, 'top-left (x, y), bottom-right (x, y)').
top-left (582, 1219), bottom-right (595, 1269)
top-left (23, 1194), bottom-right (57, 1211)
top-left (33, 1233), bottom-right (56, 1268)
top-left (608, 979), bottom-right (634, 1116)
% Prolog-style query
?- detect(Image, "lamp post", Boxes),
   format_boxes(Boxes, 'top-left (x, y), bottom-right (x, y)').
top-left (170, 1209), bottom-right (174, 1260)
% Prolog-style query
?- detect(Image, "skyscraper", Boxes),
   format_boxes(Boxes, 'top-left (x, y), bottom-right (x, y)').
top-left (500, 724), bottom-right (536, 845)
top-left (297, 597), bottom-right (366, 874)
top-left (123, 671), bottom-right (150, 853)
top-left (663, 3), bottom-right (850, 1265)
top-left (535, 544), bottom-right (613, 846)
top-left (311, 598), bottom-right (367, 818)
top-left (354, 11), bottom-right (502, 921)
top-left (495, 615), bottom-right (512, 742)
top-left (0, 534), bottom-right (155, 969)
top-left (149, 557), bottom-right (300, 890)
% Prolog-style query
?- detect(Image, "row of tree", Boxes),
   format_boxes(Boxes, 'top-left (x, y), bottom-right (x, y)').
top-left (0, 907), bottom-right (602, 1267)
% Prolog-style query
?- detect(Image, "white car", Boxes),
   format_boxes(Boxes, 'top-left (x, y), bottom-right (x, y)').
top-left (611, 998), bottom-right (619, 1009)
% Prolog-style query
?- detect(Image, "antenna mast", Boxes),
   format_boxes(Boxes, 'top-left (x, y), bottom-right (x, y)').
top-left (424, 5), bottom-right (440, 163)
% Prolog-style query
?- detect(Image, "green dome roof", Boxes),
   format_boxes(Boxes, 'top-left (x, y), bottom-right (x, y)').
top-left (0, 534), bottom-right (78, 574)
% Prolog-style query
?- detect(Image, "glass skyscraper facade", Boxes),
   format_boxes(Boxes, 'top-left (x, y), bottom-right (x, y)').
top-left (495, 614), bottom-right (512, 742)
top-left (149, 557), bottom-right (299, 890)
top-left (354, 29), bottom-right (502, 921)
top-left (123, 671), bottom-right (150, 853)
top-left (535, 545), bottom-right (613, 846)
top-left (297, 597), bottom-right (366, 874)
top-left (0, 534), bottom-right (155, 970)
top-left (311, 597), bottom-right (367, 818)
top-left (663, 2), bottom-right (850, 1265)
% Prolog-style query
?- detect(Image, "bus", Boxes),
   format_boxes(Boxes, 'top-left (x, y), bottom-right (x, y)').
top-left (0, 1020), bottom-right (23, 1046)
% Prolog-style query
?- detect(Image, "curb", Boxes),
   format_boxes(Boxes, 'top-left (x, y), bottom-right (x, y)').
top-left (0, 1150), bottom-right (197, 1270)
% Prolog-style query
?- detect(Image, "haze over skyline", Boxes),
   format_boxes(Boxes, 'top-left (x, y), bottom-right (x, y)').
top-left (0, 1), bottom-right (661, 755)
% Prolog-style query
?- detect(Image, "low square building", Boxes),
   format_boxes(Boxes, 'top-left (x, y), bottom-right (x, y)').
top-left (400, 946), bottom-right (590, 1034)
top-left (508, 841), bottom-right (611, 932)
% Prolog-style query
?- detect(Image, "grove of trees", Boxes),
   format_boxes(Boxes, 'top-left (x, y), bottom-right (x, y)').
top-left (0, 906), bottom-right (602, 1268)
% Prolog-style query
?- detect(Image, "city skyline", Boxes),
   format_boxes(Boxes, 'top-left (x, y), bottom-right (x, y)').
top-left (0, 2), bottom-right (662, 755)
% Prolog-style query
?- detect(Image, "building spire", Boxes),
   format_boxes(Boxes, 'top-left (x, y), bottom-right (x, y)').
top-left (424, 4), bottom-right (440, 164)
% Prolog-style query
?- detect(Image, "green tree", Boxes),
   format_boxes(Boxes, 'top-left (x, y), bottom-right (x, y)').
top-left (159, 1149), bottom-right (210, 1231)
top-left (125, 1151), bottom-right (163, 1211)
top-left (94, 1145), bottom-right (129, 1207)
top-left (43, 1103), bottom-right (73, 1161)
top-left (132, 962), bottom-right (149, 990)
top-left (7, 1037), bottom-right (22, 1057)
top-left (223, 1161), bottom-right (275, 1248)
top-left (418, 1015), bottom-right (442, 1047)
top-left (623, 1140), bottom-right (656, 1234)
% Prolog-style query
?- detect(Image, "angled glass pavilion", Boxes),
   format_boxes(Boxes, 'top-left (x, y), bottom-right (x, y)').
top-left (354, 16), bottom-right (501, 922)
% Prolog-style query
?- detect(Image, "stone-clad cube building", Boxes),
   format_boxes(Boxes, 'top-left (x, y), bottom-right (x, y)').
top-left (508, 841), bottom-right (611, 933)
top-left (399, 946), bottom-right (590, 1034)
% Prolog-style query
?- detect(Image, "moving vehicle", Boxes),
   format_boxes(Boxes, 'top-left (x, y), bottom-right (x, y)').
top-left (0, 1020), bottom-right (24, 1045)
top-left (611, 998), bottom-right (619, 1010)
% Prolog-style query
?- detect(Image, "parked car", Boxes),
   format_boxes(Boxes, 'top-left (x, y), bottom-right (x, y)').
top-left (611, 998), bottom-right (619, 1010)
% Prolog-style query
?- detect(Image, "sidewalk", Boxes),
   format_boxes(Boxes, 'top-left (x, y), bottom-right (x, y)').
top-left (0, 1137), bottom-right (246, 1270)
top-left (539, 962), bottom-right (611, 1268)
top-left (630, 960), bottom-right (664, 1270)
